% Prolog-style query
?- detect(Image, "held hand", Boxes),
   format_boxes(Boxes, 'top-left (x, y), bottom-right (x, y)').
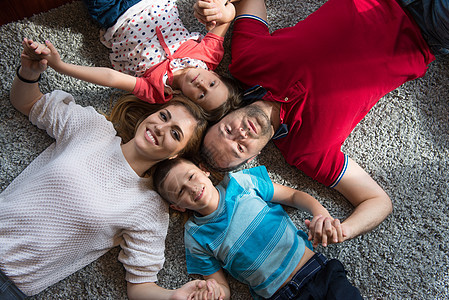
top-left (194, 0), bottom-right (235, 31)
top-left (172, 280), bottom-right (211, 300)
top-left (22, 38), bottom-right (51, 61)
top-left (194, 0), bottom-right (220, 30)
top-left (187, 279), bottom-right (225, 300)
top-left (305, 216), bottom-right (347, 247)
top-left (206, 279), bottom-right (225, 300)
top-left (217, 0), bottom-right (236, 26)
top-left (20, 39), bottom-right (48, 77)
top-left (22, 38), bottom-right (61, 69)
top-left (40, 40), bottom-right (62, 69)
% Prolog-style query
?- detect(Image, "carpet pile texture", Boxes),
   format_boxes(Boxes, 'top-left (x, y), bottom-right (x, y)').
top-left (0, 1), bottom-right (448, 299)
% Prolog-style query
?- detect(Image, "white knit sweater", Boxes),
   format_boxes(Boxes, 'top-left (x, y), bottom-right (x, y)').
top-left (0, 91), bottom-right (169, 296)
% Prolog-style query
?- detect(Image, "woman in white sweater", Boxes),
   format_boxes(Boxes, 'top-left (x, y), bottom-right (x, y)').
top-left (0, 40), bottom-right (211, 299)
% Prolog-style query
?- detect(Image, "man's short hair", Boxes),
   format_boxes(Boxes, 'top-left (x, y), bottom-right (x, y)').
top-left (200, 145), bottom-right (250, 173)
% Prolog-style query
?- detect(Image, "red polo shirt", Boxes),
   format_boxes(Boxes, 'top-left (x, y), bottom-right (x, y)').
top-left (229, 0), bottom-right (434, 186)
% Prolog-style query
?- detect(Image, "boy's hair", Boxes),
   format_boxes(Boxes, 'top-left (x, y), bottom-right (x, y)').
top-left (205, 75), bottom-right (243, 123)
top-left (107, 93), bottom-right (208, 159)
top-left (200, 144), bottom-right (250, 173)
top-left (153, 157), bottom-right (189, 203)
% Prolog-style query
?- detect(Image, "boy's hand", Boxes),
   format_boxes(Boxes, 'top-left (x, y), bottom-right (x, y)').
top-left (171, 280), bottom-right (208, 300)
top-left (305, 216), bottom-right (346, 247)
top-left (187, 279), bottom-right (225, 300)
top-left (194, 0), bottom-right (235, 31)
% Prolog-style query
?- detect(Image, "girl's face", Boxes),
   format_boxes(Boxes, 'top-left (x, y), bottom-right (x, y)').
top-left (134, 105), bottom-right (197, 162)
top-left (178, 68), bottom-right (229, 112)
top-left (162, 160), bottom-right (218, 216)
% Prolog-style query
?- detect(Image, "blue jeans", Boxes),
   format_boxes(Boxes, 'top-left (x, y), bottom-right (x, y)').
top-left (268, 253), bottom-right (363, 300)
top-left (0, 269), bottom-right (27, 300)
top-left (399, 0), bottom-right (449, 55)
top-left (83, 0), bottom-right (142, 28)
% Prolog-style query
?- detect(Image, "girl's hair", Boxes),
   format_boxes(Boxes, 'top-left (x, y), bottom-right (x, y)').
top-left (107, 93), bottom-right (208, 158)
top-left (205, 75), bottom-right (243, 122)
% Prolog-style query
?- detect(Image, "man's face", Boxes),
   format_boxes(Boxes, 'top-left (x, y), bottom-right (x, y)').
top-left (202, 103), bottom-right (273, 170)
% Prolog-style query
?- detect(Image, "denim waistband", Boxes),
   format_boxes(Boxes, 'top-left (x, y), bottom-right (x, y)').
top-left (269, 253), bottom-right (328, 300)
top-left (0, 268), bottom-right (27, 300)
top-left (398, 0), bottom-right (449, 55)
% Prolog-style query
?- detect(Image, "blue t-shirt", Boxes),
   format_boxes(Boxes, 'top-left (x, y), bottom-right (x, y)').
top-left (184, 166), bottom-right (313, 298)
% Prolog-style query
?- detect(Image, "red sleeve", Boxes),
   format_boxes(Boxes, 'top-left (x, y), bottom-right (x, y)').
top-left (198, 33), bottom-right (225, 70)
top-left (175, 33), bottom-right (225, 71)
top-left (133, 62), bottom-right (172, 104)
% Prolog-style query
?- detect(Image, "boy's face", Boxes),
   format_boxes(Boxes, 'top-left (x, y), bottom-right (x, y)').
top-left (162, 160), bottom-right (218, 215)
top-left (179, 68), bottom-right (229, 112)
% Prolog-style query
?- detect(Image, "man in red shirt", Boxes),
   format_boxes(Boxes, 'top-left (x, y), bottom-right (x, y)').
top-left (196, 0), bottom-right (438, 246)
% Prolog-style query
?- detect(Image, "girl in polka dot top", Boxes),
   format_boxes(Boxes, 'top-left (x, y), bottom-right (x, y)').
top-left (31, 0), bottom-right (241, 121)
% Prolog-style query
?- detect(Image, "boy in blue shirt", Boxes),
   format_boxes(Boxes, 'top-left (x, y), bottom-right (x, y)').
top-left (153, 158), bottom-right (362, 299)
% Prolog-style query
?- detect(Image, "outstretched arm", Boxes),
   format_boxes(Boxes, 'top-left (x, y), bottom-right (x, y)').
top-left (272, 183), bottom-right (331, 217)
top-left (127, 280), bottom-right (223, 300)
top-left (10, 39), bottom-right (47, 116)
top-left (23, 39), bottom-right (137, 93)
top-left (307, 157), bottom-right (393, 245)
top-left (334, 157), bottom-right (393, 240)
top-left (272, 183), bottom-right (343, 247)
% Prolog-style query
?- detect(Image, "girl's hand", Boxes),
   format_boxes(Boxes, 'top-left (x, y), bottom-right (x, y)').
top-left (38, 40), bottom-right (62, 69)
top-left (216, 0), bottom-right (236, 26)
top-left (194, 0), bottom-right (235, 31)
top-left (194, 0), bottom-right (221, 30)
top-left (22, 38), bottom-right (61, 69)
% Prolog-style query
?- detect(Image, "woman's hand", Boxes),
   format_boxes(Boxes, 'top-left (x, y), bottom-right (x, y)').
top-left (22, 38), bottom-right (62, 70)
top-left (21, 38), bottom-right (48, 79)
top-left (187, 279), bottom-right (225, 300)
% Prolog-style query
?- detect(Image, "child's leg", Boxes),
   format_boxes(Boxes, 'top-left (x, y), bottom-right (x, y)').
top-left (83, 0), bottom-right (142, 28)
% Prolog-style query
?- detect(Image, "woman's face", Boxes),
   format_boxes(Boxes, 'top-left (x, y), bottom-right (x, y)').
top-left (134, 104), bottom-right (197, 161)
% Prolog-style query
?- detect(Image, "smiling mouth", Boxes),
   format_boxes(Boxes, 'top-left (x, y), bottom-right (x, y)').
top-left (194, 186), bottom-right (204, 202)
top-left (191, 74), bottom-right (199, 83)
top-left (146, 129), bottom-right (158, 145)
top-left (248, 120), bottom-right (257, 134)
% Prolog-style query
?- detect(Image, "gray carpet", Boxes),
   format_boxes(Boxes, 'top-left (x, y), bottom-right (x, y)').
top-left (0, 0), bottom-right (448, 299)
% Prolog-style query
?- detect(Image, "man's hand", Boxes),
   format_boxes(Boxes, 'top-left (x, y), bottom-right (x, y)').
top-left (305, 215), bottom-right (347, 247)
